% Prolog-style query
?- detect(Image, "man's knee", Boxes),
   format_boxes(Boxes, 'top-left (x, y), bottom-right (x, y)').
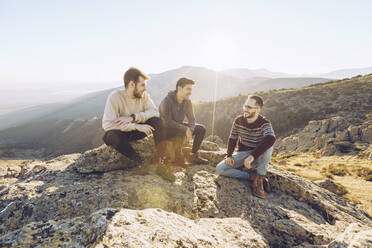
top-left (215, 161), bottom-right (228, 175)
top-left (103, 130), bottom-right (122, 147)
top-left (256, 146), bottom-right (273, 164)
top-left (194, 124), bottom-right (206, 136)
top-left (254, 147), bottom-right (273, 176)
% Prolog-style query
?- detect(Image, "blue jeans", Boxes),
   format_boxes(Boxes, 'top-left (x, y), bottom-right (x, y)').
top-left (216, 146), bottom-right (273, 179)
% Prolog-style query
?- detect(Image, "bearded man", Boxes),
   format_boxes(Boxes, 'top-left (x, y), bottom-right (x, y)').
top-left (102, 67), bottom-right (162, 164)
top-left (216, 95), bottom-right (276, 198)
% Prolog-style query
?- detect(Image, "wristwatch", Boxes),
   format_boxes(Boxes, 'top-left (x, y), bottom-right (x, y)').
top-left (130, 114), bottom-right (136, 122)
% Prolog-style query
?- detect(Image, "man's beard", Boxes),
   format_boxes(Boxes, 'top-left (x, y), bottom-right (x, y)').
top-left (244, 112), bottom-right (255, 118)
top-left (133, 87), bottom-right (144, 99)
top-left (184, 93), bottom-right (191, 100)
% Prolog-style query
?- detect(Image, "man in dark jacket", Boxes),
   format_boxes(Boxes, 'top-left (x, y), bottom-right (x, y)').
top-left (159, 77), bottom-right (208, 165)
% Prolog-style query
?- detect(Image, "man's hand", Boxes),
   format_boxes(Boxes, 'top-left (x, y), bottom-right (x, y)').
top-left (244, 155), bottom-right (254, 169)
top-left (113, 116), bottom-right (132, 125)
top-left (225, 157), bottom-right (234, 167)
top-left (185, 128), bottom-right (193, 142)
top-left (136, 124), bottom-right (154, 136)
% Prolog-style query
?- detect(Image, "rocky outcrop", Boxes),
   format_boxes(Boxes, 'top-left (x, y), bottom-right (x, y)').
top-left (315, 179), bottom-right (348, 196)
top-left (73, 138), bottom-right (226, 174)
top-left (73, 139), bottom-right (155, 174)
top-left (0, 139), bottom-right (371, 247)
top-left (275, 115), bottom-right (372, 156)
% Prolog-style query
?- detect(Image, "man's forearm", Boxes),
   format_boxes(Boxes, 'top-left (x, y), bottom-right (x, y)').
top-left (163, 117), bottom-right (188, 133)
top-left (251, 135), bottom-right (276, 160)
top-left (134, 108), bottom-right (159, 123)
top-left (226, 138), bottom-right (238, 157)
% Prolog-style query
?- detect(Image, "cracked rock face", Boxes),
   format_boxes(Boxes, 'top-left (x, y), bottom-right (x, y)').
top-left (1, 139), bottom-right (371, 247)
top-left (275, 116), bottom-right (372, 156)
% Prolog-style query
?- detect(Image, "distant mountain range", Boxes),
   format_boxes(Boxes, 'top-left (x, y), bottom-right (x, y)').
top-left (1, 74), bottom-right (371, 159)
top-left (221, 68), bottom-right (291, 78)
top-left (222, 66), bottom-right (372, 79)
top-left (1, 65), bottom-right (372, 131)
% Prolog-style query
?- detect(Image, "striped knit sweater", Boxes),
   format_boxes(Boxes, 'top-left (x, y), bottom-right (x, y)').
top-left (227, 114), bottom-right (276, 159)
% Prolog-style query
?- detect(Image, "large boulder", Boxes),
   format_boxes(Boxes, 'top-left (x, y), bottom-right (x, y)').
top-left (73, 137), bottom-right (155, 174)
top-left (1, 208), bottom-right (269, 247)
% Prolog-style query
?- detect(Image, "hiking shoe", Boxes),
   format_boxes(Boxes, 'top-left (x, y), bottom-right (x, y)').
top-left (188, 153), bottom-right (208, 165)
top-left (254, 175), bottom-right (267, 199)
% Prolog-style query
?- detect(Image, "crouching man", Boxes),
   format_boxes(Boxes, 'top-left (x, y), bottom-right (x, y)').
top-left (216, 95), bottom-right (276, 198)
top-left (102, 67), bottom-right (162, 164)
top-left (159, 77), bottom-right (208, 165)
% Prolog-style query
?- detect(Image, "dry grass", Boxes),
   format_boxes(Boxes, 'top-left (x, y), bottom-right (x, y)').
top-left (272, 152), bottom-right (372, 216)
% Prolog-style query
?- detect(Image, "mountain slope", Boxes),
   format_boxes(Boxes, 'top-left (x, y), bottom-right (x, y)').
top-left (221, 67), bottom-right (292, 78)
top-left (314, 66), bottom-right (372, 79)
top-left (254, 77), bottom-right (332, 92)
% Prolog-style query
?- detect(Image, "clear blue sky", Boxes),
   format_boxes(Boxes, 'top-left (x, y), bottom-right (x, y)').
top-left (1, 0), bottom-right (372, 86)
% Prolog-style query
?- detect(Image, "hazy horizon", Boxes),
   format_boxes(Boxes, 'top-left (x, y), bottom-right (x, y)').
top-left (1, 0), bottom-right (372, 87)
top-left (1, 0), bottom-right (372, 114)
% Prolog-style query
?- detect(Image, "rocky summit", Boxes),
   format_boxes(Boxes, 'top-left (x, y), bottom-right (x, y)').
top-left (1, 137), bottom-right (371, 247)
top-left (275, 115), bottom-right (372, 156)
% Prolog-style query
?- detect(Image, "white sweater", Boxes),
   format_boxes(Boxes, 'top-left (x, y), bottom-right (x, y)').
top-left (102, 89), bottom-right (159, 132)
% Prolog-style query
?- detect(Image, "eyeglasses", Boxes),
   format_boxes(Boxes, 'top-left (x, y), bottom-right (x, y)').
top-left (244, 105), bottom-right (258, 110)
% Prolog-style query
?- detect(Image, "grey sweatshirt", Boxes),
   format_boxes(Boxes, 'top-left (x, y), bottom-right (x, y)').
top-left (159, 90), bottom-right (196, 133)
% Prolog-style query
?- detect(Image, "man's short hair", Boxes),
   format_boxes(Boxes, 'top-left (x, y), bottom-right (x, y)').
top-left (123, 67), bottom-right (149, 88)
top-left (176, 77), bottom-right (195, 91)
top-left (247, 95), bottom-right (264, 108)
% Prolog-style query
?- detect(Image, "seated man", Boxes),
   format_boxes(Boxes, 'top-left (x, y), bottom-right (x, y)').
top-left (159, 77), bottom-right (208, 165)
top-left (216, 95), bottom-right (276, 198)
top-left (102, 67), bottom-right (162, 164)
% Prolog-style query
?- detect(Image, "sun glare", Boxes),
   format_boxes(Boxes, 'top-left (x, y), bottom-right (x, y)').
top-left (203, 34), bottom-right (236, 69)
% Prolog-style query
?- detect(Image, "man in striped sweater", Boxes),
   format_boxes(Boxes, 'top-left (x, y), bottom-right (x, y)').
top-left (216, 95), bottom-right (276, 198)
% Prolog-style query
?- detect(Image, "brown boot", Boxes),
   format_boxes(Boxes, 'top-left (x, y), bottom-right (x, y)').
top-left (263, 177), bottom-right (271, 193)
top-left (254, 175), bottom-right (267, 199)
top-left (249, 171), bottom-right (259, 192)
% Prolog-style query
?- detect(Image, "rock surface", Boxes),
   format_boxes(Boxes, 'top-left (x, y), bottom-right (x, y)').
top-left (275, 116), bottom-right (372, 156)
top-left (1, 139), bottom-right (371, 247)
top-left (315, 179), bottom-right (348, 196)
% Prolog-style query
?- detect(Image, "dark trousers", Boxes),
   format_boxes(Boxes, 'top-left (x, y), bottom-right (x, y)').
top-left (102, 117), bottom-right (162, 158)
top-left (163, 124), bottom-right (206, 154)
